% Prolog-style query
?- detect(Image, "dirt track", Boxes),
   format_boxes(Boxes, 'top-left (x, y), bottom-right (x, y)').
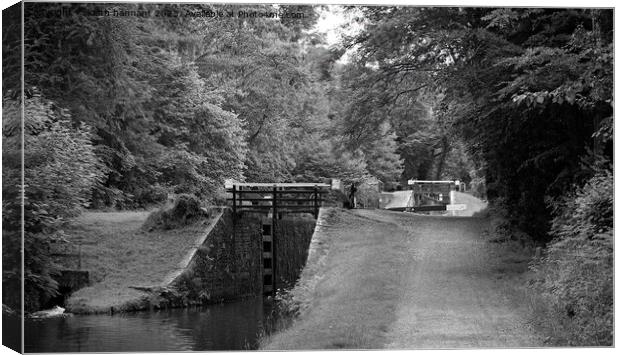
top-left (263, 207), bottom-right (542, 349)
top-left (376, 211), bottom-right (540, 348)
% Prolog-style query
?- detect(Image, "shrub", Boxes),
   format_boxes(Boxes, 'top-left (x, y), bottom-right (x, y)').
top-left (530, 167), bottom-right (613, 345)
top-left (2, 95), bottom-right (104, 311)
top-left (133, 184), bottom-right (169, 207)
top-left (355, 180), bottom-right (382, 209)
top-left (142, 194), bottom-right (208, 231)
top-left (469, 175), bottom-right (487, 200)
top-left (323, 189), bottom-right (348, 208)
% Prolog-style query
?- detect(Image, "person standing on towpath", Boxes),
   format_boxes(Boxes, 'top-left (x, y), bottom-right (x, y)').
top-left (348, 182), bottom-right (357, 209)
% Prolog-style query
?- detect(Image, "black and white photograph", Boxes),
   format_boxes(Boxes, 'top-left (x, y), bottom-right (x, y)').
top-left (1, 0), bottom-right (615, 353)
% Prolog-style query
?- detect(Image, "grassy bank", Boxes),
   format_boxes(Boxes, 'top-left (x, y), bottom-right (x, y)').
top-left (261, 209), bottom-right (408, 349)
top-left (58, 211), bottom-right (213, 313)
top-left (487, 236), bottom-right (612, 347)
top-left (473, 223), bottom-right (612, 347)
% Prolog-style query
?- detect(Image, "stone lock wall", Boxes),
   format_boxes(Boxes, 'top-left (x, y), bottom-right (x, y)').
top-left (168, 208), bottom-right (317, 304)
top-left (274, 216), bottom-right (317, 290)
top-left (169, 208), bottom-right (262, 303)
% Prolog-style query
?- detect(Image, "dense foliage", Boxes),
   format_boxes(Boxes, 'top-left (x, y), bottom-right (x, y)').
top-left (17, 3), bottom-right (250, 207)
top-left (142, 194), bottom-right (209, 231)
top-left (3, 95), bottom-right (104, 310)
top-left (341, 7), bottom-right (612, 241)
top-left (531, 162), bottom-right (613, 345)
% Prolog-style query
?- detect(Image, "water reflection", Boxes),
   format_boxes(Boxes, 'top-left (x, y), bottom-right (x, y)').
top-left (25, 297), bottom-right (271, 353)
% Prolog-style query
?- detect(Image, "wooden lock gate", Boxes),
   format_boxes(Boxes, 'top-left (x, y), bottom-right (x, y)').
top-left (225, 183), bottom-right (330, 295)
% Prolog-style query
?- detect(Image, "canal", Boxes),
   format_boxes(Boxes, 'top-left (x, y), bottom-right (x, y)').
top-left (24, 297), bottom-right (273, 352)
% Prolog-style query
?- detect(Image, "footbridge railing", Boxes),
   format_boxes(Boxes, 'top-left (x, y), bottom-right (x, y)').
top-left (226, 182), bottom-right (331, 219)
top-left (406, 179), bottom-right (466, 212)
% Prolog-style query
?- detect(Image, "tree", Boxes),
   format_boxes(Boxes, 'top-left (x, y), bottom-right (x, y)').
top-left (22, 3), bottom-right (248, 207)
top-left (360, 123), bottom-right (403, 188)
top-left (3, 94), bottom-right (104, 311)
top-left (342, 7), bottom-right (613, 241)
top-left (195, 4), bottom-right (329, 183)
top-left (292, 138), bottom-right (368, 183)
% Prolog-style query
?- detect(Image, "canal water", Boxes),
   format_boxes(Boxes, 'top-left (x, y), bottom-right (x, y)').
top-left (24, 297), bottom-right (273, 352)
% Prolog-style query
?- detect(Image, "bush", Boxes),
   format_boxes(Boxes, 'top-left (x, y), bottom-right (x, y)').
top-left (142, 194), bottom-right (208, 231)
top-left (355, 180), bottom-right (382, 209)
top-left (530, 167), bottom-right (613, 345)
top-left (323, 189), bottom-right (348, 208)
top-left (3, 95), bottom-right (104, 311)
top-left (469, 175), bottom-right (487, 200)
top-left (133, 184), bottom-right (169, 207)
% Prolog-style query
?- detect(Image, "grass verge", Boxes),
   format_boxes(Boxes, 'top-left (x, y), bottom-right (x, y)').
top-left (260, 208), bottom-right (406, 350)
top-left (480, 228), bottom-right (609, 347)
top-left (58, 210), bottom-right (213, 314)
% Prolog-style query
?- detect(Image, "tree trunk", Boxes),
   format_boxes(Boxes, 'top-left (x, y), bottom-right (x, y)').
top-left (434, 136), bottom-right (449, 180)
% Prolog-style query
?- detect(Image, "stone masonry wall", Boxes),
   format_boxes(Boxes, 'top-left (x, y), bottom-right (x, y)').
top-left (274, 215), bottom-right (317, 290)
top-left (169, 208), bottom-right (262, 304)
top-left (166, 209), bottom-right (317, 304)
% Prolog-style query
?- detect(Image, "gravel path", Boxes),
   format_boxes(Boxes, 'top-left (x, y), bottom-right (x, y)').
top-left (372, 211), bottom-right (541, 349)
top-left (263, 206), bottom-right (542, 349)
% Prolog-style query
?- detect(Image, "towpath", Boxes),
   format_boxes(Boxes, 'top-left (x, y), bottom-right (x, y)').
top-left (262, 196), bottom-right (542, 349)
